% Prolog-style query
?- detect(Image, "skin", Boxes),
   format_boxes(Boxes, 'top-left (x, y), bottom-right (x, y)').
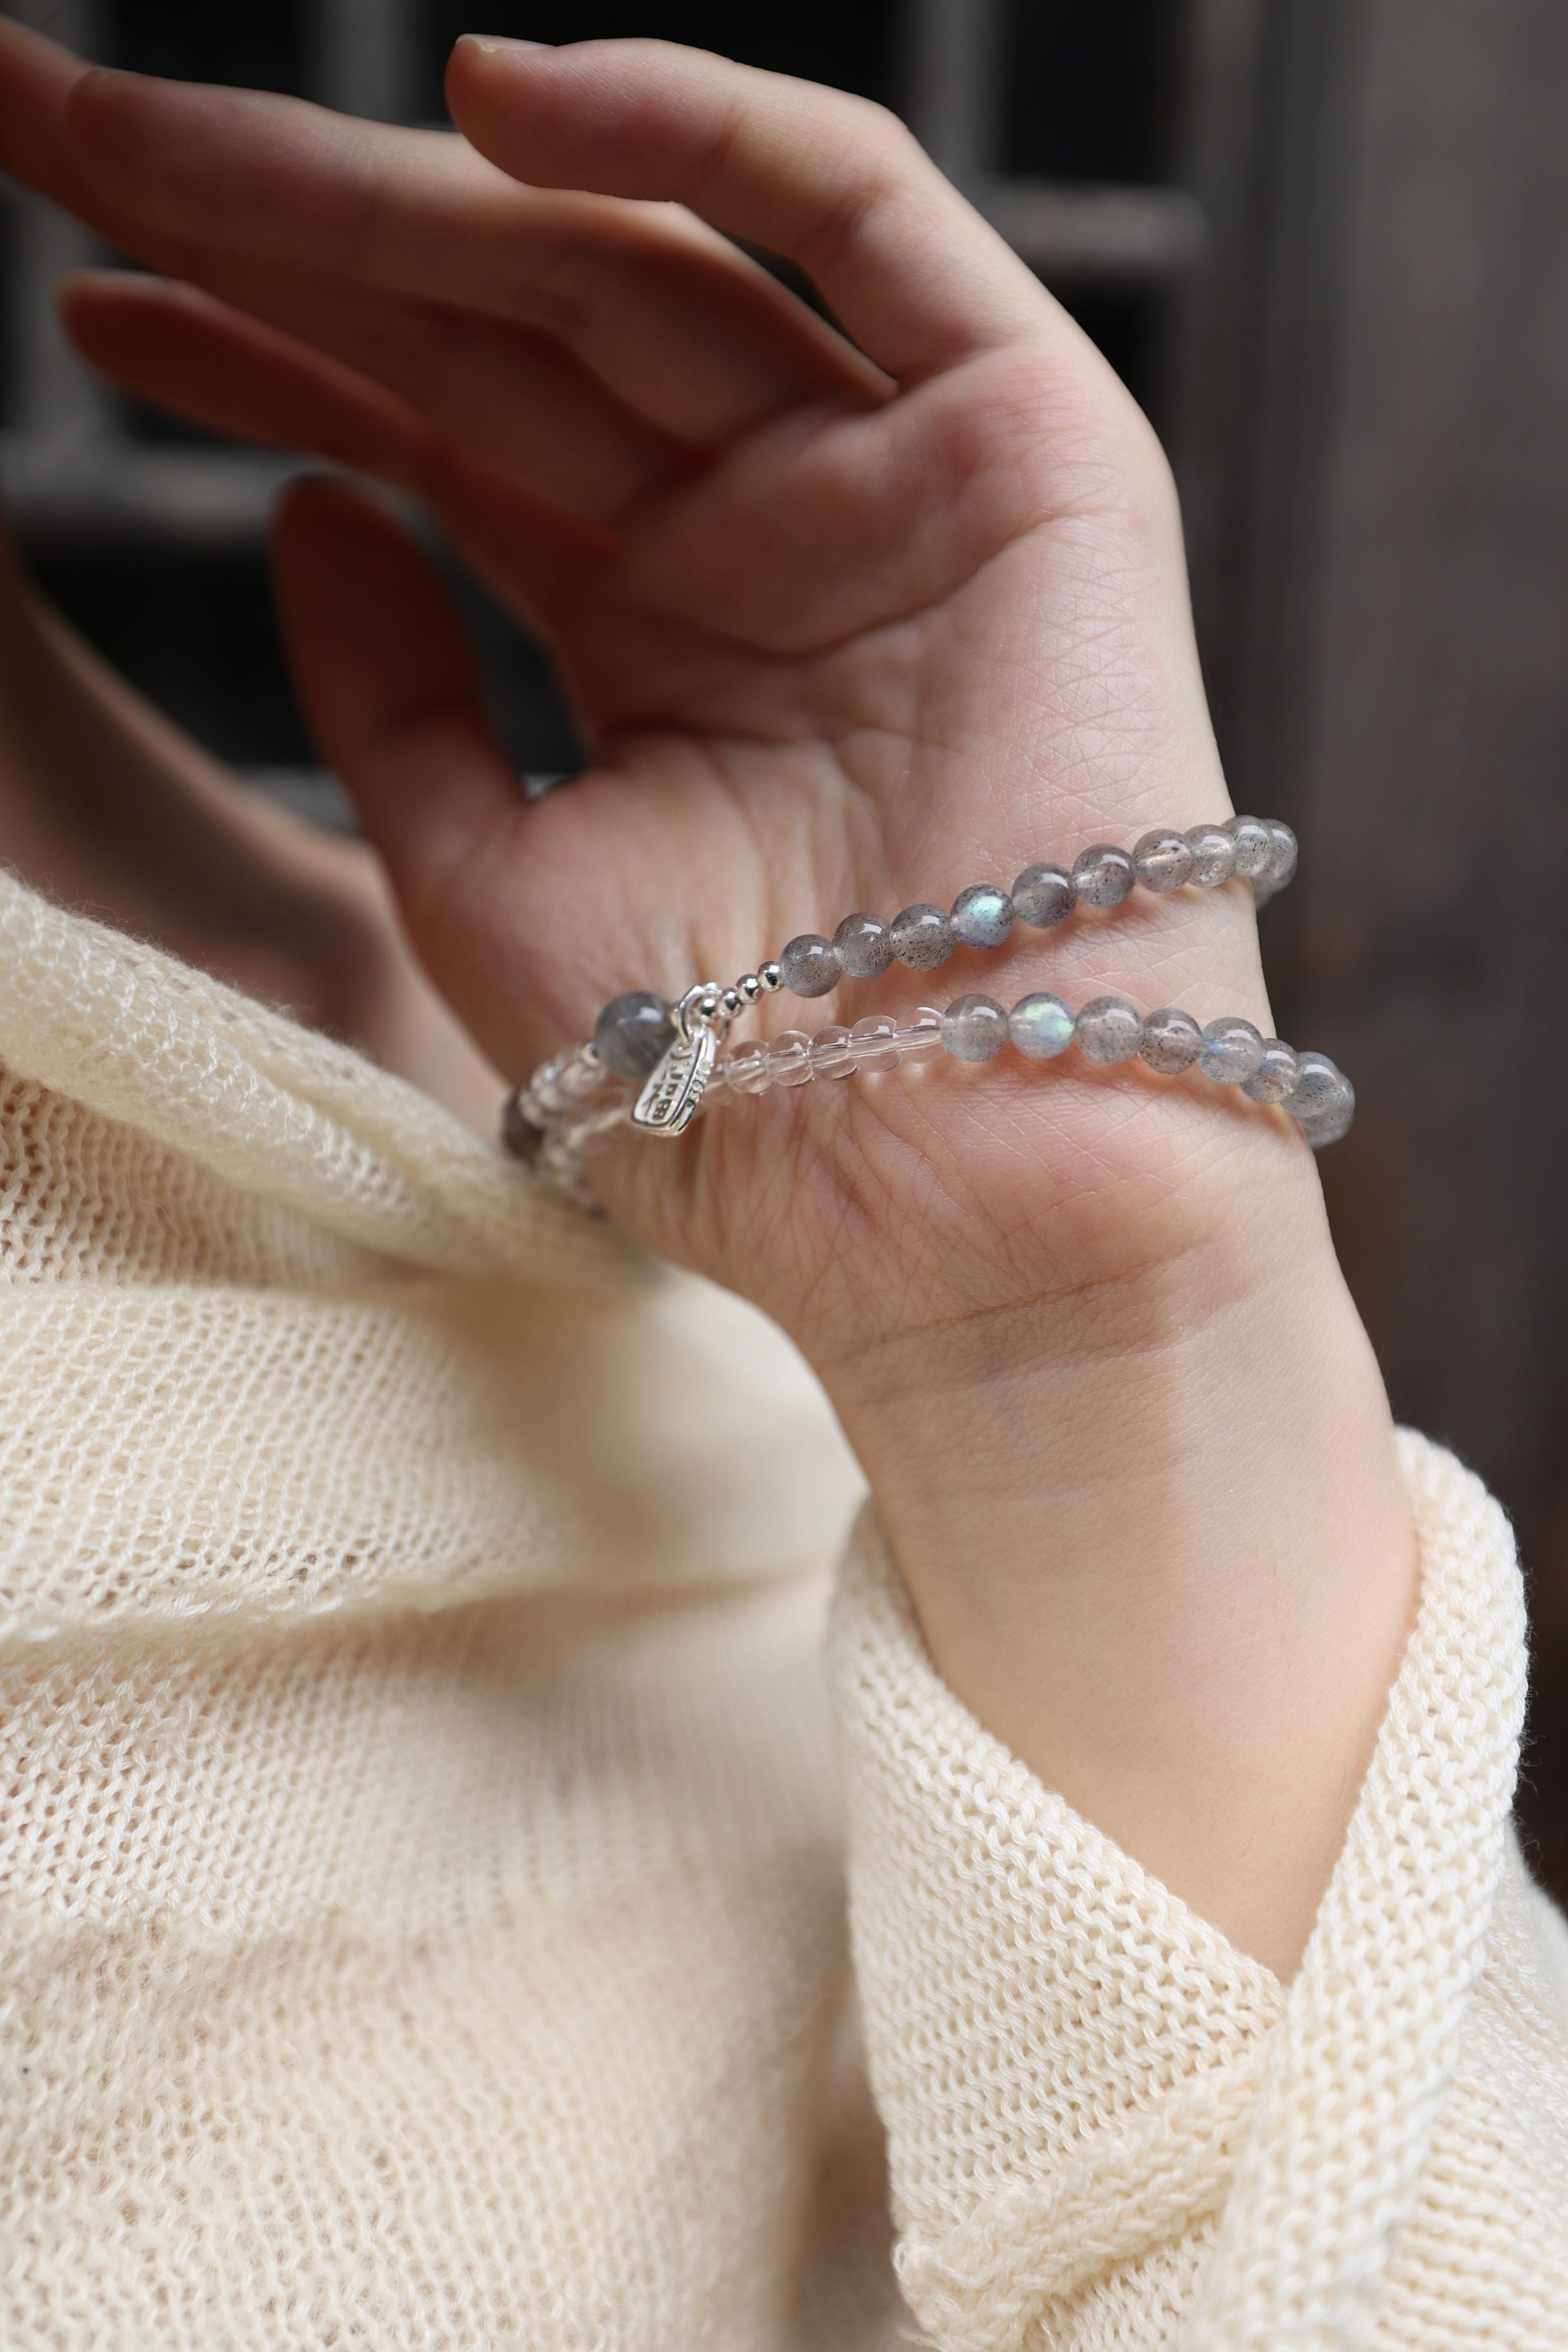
top-left (0, 24), bottom-right (1415, 1978)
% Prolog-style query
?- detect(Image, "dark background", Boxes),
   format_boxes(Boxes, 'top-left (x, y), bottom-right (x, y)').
top-left (4, 1), bottom-right (1567, 1897)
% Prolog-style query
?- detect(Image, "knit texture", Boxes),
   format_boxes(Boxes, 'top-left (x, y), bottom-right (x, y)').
top-left (2, 870), bottom-right (1565, 2348)
top-left (832, 1438), bottom-right (1568, 2349)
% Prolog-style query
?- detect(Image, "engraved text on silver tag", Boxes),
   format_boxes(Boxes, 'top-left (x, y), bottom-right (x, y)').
top-left (631, 1026), bottom-right (716, 1136)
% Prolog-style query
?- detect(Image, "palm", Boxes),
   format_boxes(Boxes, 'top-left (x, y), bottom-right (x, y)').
top-left (0, 23), bottom-right (1269, 1365)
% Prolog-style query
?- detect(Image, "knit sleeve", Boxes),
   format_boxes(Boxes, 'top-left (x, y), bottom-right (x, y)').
top-left (828, 1431), bottom-right (1567, 2352)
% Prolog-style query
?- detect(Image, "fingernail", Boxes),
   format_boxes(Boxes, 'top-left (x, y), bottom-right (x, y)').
top-left (458, 35), bottom-right (553, 55)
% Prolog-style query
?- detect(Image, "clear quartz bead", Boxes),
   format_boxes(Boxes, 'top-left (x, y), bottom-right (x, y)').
top-left (833, 912), bottom-right (894, 977)
top-left (1075, 995), bottom-right (1144, 1064)
top-left (1227, 816), bottom-right (1273, 881)
top-left (1199, 1016), bottom-right (1266, 1083)
top-left (779, 933), bottom-right (841, 997)
top-left (1133, 827), bottom-right (1195, 893)
top-left (769, 1030), bottom-right (813, 1086)
top-left (1009, 991), bottom-right (1075, 1060)
top-left (1184, 824), bottom-right (1235, 888)
top-left (1071, 842), bottom-right (1135, 909)
top-left (896, 1006), bottom-right (945, 1058)
top-left (1139, 1006), bottom-right (1203, 1074)
top-left (848, 1013), bottom-right (901, 1073)
top-left (890, 904), bottom-right (956, 970)
top-left (950, 884), bottom-right (1015, 949)
top-left (808, 1024), bottom-right (857, 1079)
top-left (1242, 1038), bottom-right (1299, 1104)
top-left (1012, 863), bottom-right (1077, 928)
top-left (942, 994), bottom-right (1009, 1061)
top-left (725, 1039), bottom-right (774, 1095)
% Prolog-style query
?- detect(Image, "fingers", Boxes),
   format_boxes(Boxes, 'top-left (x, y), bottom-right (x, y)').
top-left (61, 273), bottom-right (435, 496)
top-left (444, 37), bottom-right (1048, 382)
top-left (52, 57), bottom-right (881, 442)
top-left (270, 478), bottom-right (523, 945)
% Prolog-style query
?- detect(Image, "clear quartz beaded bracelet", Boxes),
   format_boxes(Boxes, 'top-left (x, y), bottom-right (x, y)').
top-left (502, 816), bottom-right (1354, 1207)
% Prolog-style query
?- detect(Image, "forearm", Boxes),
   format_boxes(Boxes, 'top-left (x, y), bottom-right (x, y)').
top-left (822, 1123), bottom-right (1415, 1982)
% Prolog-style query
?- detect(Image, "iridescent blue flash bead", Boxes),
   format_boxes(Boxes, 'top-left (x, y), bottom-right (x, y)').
top-left (593, 989), bottom-right (675, 1081)
top-left (950, 884), bottom-right (1015, 949)
top-left (779, 932), bottom-right (841, 997)
top-left (1010, 992), bottom-right (1075, 1060)
top-left (941, 994), bottom-right (1010, 1061)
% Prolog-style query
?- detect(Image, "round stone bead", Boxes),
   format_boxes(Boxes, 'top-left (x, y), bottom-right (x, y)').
top-left (1227, 815), bottom-right (1273, 881)
top-left (1139, 1006), bottom-right (1203, 1075)
top-left (950, 884), bottom-right (1015, 950)
top-left (779, 932), bottom-right (841, 997)
top-left (1199, 1016), bottom-right (1266, 1084)
top-left (1288, 1051), bottom-right (1349, 1119)
top-left (849, 1014), bottom-right (901, 1074)
top-left (593, 989), bottom-right (675, 1081)
top-left (890, 903), bottom-right (956, 970)
top-left (808, 1024), bottom-right (856, 1079)
top-left (1184, 823), bottom-right (1235, 888)
top-left (1009, 991), bottom-right (1075, 1061)
top-left (1265, 821), bottom-right (1298, 890)
top-left (725, 1039), bottom-right (773, 1095)
top-left (941, 993), bottom-right (1010, 1062)
top-left (1075, 995), bottom-right (1144, 1064)
top-left (832, 912), bottom-right (894, 978)
top-left (768, 1030), bottom-right (812, 1086)
top-left (1296, 1075), bottom-right (1356, 1149)
top-left (1012, 862), bottom-right (1077, 928)
top-left (1242, 1037), bottom-right (1300, 1104)
top-left (1071, 842), bottom-right (1135, 910)
top-left (1132, 827), bottom-right (1195, 894)
top-left (896, 1006), bottom-right (946, 1058)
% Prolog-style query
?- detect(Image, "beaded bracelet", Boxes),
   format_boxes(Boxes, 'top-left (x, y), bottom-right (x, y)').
top-left (502, 816), bottom-right (1353, 1208)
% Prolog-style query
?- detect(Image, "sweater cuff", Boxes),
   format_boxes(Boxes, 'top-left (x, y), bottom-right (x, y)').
top-left (827, 1431), bottom-right (1526, 2351)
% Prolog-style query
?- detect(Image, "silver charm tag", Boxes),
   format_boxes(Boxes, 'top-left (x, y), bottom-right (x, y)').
top-left (631, 1024), bottom-right (716, 1136)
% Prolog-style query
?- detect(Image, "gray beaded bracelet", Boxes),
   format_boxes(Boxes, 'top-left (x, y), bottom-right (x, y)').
top-left (501, 815), bottom-right (1346, 1208)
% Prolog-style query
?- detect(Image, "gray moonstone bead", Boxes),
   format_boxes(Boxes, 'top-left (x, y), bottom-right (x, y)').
top-left (1227, 815), bottom-right (1273, 881)
top-left (1010, 991), bottom-right (1075, 1059)
top-left (593, 988), bottom-right (675, 1081)
top-left (1297, 1077), bottom-right (1356, 1149)
top-left (1071, 842), bottom-right (1135, 909)
top-left (832, 912), bottom-right (894, 977)
top-left (890, 903), bottom-right (956, 970)
top-left (1265, 821), bottom-right (1298, 890)
top-left (1075, 995), bottom-right (1144, 1064)
top-left (779, 932), bottom-right (841, 997)
top-left (1199, 1016), bottom-right (1266, 1083)
top-left (1139, 1006), bottom-right (1203, 1074)
top-left (1242, 1037), bottom-right (1300, 1103)
top-left (1289, 1052), bottom-right (1350, 1119)
top-left (1184, 823), bottom-right (1235, 887)
top-left (1012, 862), bottom-right (1077, 928)
top-left (941, 993), bottom-right (1010, 1061)
top-left (950, 883), bottom-right (1015, 949)
top-left (1133, 827), bottom-right (1195, 893)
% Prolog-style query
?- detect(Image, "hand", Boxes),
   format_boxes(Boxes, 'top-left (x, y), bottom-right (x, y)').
top-left (0, 25), bottom-right (1414, 1975)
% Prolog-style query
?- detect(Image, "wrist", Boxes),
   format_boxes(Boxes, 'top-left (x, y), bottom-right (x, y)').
top-left (816, 1132), bottom-right (1415, 1977)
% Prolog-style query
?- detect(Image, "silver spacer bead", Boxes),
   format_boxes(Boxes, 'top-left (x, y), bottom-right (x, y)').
top-left (721, 986), bottom-right (743, 1018)
top-left (580, 1040), bottom-right (602, 1068)
top-left (758, 961), bottom-right (783, 993)
top-left (737, 973), bottom-right (764, 1006)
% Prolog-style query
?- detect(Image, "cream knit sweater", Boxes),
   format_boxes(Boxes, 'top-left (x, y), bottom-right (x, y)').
top-left (0, 866), bottom-right (1564, 2351)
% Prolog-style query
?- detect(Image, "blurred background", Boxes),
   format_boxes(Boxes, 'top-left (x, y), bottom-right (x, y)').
top-left (1, 1), bottom-right (1565, 1896)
